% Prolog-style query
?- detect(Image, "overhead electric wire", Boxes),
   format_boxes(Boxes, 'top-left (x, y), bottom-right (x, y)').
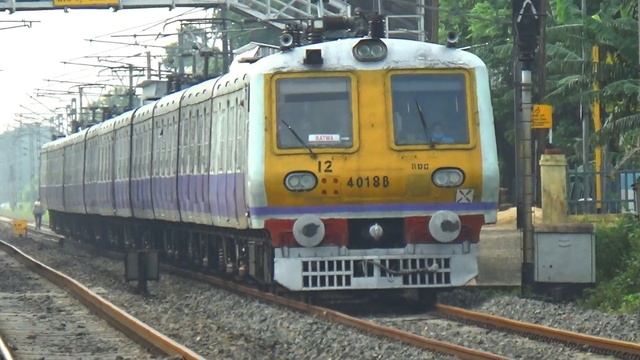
top-left (92, 7), bottom-right (204, 38)
top-left (28, 94), bottom-right (57, 115)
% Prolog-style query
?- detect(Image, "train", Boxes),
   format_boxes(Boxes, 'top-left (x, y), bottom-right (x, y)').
top-left (39, 19), bottom-right (499, 299)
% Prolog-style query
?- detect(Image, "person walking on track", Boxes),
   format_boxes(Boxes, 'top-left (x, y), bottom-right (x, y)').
top-left (32, 199), bottom-right (44, 230)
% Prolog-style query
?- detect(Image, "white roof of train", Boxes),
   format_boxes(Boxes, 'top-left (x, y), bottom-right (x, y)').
top-left (241, 38), bottom-right (487, 75)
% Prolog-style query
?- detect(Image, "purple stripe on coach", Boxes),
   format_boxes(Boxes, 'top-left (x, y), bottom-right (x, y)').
top-left (64, 183), bottom-right (84, 213)
top-left (178, 173), bottom-right (211, 222)
top-left (151, 176), bottom-right (179, 220)
top-left (114, 180), bottom-right (130, 214)
top-left (250, 202), bottom-right (498, 217)
top-left (131, 178), bottom-right (153, 218)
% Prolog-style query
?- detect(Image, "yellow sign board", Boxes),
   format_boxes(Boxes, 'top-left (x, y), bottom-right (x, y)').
top-left (532, 104), bottom-right (553, 129)
top-left (54, 0), bottom-right (119, 6)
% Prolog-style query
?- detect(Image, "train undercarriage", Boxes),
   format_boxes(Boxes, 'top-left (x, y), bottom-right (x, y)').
top-left (48, 210), bottom-right (274, 286)
top-left (48, 210), bottom-right (446, 306)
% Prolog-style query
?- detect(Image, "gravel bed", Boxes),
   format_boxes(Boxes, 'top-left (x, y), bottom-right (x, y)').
top-left (0, 246), bottom-right (154, 359)
top-left (440, 288), bottom-right (640, 344)
top-left (10, 223), bottom-right (634, 359)
top-left (1, 228), bottom-right (449, 360)
top-left (370, 313), bottom-right (609, 359)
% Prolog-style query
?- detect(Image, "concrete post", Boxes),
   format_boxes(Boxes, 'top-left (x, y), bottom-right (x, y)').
top-left (540, 152), bottom-right (568, 223)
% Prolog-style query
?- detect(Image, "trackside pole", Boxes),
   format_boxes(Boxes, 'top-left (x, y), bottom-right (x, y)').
top-left (521, 69), bottom-right (535, 283)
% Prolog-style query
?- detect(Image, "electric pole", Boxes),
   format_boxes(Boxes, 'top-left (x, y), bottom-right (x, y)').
top-left (534, 0), bottom-right (547, 206)
top-left (580, 0), bottom-right (590, 212)
top-left (128, 64), bottom-right (134, 110)
top-left (513, 0), bottom-right (541, 286)
top-left (425, 0), bottom-right (439, 43)
top-left (221, 7), bottom-right (231, 73)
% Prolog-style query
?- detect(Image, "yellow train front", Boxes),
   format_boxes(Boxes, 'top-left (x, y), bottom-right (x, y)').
top-left (246, 36), bottom-right (499, 292)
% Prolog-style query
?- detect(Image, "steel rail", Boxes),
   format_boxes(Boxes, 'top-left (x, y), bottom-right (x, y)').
top-left (436, 304), bottom-right (640, 356)
top-left (0, 333), bottom-right (14, 360)
top-left (0, 219), bottom-right (502, 358)
top-left (165, 266), bottom-right (506, 360)
top-left (0, 240), bottom-right (204, 360)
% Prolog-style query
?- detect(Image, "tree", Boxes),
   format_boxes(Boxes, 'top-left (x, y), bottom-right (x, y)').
top-left (86, 86), bottom-right (132, 123)
top-left (162, 12), bottom-right (279, 81)
top-left (545, 0), bottom-right (639, 169)
top-left (437, 0), bottom-right (517, 188)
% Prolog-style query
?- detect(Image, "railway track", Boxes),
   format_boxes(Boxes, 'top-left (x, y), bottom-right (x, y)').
top-left (0, 233), bottom-right (202, 359)
top-left (435, 303), bottom-right (640, 357)
top-left (5, 219), bottom-right (640, 359)
top-left (164, 264), bottom-right (640, 359)
top-left (0, 332), bottom-right (13, 360)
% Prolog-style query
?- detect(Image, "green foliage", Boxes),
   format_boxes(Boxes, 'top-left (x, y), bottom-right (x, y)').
top-left (545, 0), bottom-right (639, 167)
top-left (162, 11), bottom-right (278, 78)
top-left (468, 3), bottom-right (511, 41)
top-left (439, 0), bottom-right (517, 186)
top-left (87, 86), bottom-right (134, 120)
top-left (581, 215), bottom-right (640, 312)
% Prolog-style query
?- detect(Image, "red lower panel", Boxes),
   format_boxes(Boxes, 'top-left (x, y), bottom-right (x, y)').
top-left (266, 214), bottom-right (484, 248)
top-left (265, 218), bottom-right (348, 248)
top-left (405, 214), bottom-right (484, 244)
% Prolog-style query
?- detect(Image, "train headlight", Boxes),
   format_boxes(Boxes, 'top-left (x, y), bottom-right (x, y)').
top-left (432, 168), bottom-right (464, 188)
top-left (293, 214), bottom-right (325, 247)
top-left (428, 210), bottom-right (461, 243)
top-left (284, 171), bottom-right (318, 192)
top-left (352, 39), bottom-right (387, 62)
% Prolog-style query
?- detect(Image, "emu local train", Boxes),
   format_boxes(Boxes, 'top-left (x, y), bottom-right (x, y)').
top-left (39, 32), bottom-right (499, 295)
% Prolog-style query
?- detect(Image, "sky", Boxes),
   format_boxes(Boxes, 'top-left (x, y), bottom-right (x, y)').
top-left (0, 6), bottom-right (209, 133)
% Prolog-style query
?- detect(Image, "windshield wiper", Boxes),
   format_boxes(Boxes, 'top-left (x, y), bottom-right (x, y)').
top-left (414, 100), bottom-right (433, 147)
top-left (279, 118), bottom-right (317, 159)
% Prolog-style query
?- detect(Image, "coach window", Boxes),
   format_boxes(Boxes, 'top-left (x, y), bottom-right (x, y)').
top-left (391, 73), bottom-right (469, 146)
top-left (276, 76), bottom-right (353, 150)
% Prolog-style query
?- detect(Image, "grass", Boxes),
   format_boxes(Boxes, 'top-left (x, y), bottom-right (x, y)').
top-left (569, 213), bottom-right (626, 224)
top-left (580, 214), bottom-right (640, 313)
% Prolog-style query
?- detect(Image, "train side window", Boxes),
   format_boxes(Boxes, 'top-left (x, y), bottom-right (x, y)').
top-left (391, 73), bottom-right (469, 146)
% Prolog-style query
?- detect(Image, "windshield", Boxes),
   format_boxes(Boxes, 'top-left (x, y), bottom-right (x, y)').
top-left (276, 77), bottom-right (353, 149)
top-left (391, 73), bottom-right (469, 145)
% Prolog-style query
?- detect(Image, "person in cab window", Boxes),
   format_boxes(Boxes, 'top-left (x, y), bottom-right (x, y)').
top-left (432, 122), bottom-right (455, 144)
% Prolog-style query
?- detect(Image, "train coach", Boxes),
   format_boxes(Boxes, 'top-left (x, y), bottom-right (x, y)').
top-left (40, 23), bottom-right (499, 299)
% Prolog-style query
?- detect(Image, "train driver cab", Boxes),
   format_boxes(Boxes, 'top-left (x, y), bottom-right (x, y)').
top-left (275, 75), bottom-right (354, 151)
top-left (391, 72), bottom-right (470, 147)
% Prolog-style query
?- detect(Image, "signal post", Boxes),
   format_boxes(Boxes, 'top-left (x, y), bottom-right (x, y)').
top-left (513, 0), bottom-right (540, 285)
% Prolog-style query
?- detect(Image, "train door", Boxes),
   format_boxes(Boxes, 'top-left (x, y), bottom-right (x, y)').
top-left (225, 96), bottom-right (238, 227)
top-left (177, 108), bottom-right (189, 222)
top-left (169, 112), bottom-right (180, 222)
top-left (235, 89), bottom-right (249, 229)
top-left (210, 98), bottom-right (225, 226)
top-left (193, 108), bottom-right (202, 222)
top-left (199, 102), bottom-right (213, 225)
